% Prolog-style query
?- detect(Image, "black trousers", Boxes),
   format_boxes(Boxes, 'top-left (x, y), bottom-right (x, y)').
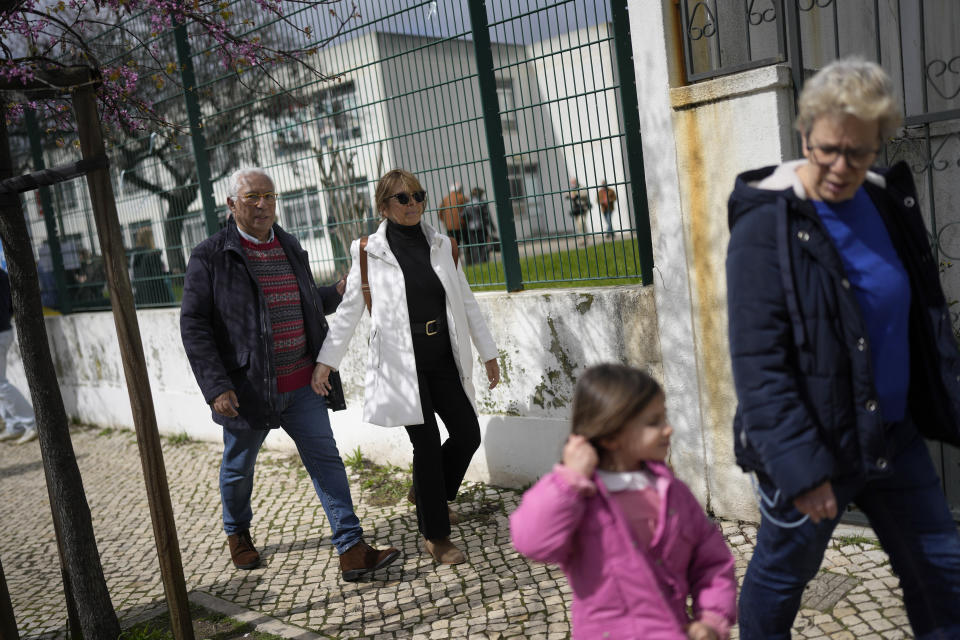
top-left (405, 330), bottom-right (480, 540)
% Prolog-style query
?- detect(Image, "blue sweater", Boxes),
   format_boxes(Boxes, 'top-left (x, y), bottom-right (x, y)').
top-left (813, 188), bottom-right (910, 421)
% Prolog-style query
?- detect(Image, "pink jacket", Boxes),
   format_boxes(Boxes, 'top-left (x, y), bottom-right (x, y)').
top-left (510, 462), bottom-right (737, 639)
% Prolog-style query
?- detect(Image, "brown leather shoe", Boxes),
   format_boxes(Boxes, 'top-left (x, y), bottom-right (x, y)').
top-left (339, 540), bottom-right (400, 582)
top-left (423, 536), bottom-right (466, 565)
top-left (227, 530), bottom-right (260, 570)
top-left (407, 485), bottom-right (461, 524)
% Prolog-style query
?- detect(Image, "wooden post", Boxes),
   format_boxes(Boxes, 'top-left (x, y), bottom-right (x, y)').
top-left (71, 86), bottom-right (194, 640)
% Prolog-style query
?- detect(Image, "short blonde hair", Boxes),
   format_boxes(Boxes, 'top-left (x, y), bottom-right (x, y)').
top-left (796, 57), bottom-right (903, 139)
top-left (135, 226), bottom-right (155, 249)
top-left (374, 168), bottom-right (426, 216)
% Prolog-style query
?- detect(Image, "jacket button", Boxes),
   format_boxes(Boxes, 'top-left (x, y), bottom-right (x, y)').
top-left (877, 457), bottom-right (888, 470)
top-left (841, 278), bottom-right (851, 289)
top-left (904, 196), bottom-right (916, 207)
top-left (857, 338), bottom-right (866, 351)
top-left (797, 230), bottom-right (810, 241)
top-left (866, 400), bottom-right (878, 412)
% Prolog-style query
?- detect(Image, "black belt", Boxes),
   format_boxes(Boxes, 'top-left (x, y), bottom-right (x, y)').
top-left (411, 316), bottom-right (446, 336)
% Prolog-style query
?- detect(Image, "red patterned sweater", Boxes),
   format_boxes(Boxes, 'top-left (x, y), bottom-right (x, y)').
top-left (241, 237), bottom-right (314, 393)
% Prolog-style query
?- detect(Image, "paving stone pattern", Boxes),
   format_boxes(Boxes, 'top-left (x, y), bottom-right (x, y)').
top-left (0, 427), bottom-right (913, 638)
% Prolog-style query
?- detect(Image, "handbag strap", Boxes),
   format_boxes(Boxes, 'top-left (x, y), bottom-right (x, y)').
top-left (359, 235), bottom-right (459, 314)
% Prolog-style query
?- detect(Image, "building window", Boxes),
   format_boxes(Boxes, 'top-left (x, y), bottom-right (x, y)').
top-left (507, 162), bottom-right (539, 218)
top-left (281, 189), bottom-right (323, 238)
top-left (182, 211), bottom-right (208, 250)
top-left (496, 77), bottom-right (517, 129)
top-left (316, 81), bottom-right (362, 147)
top-left (57, 179), bottom-right (79, 210)
top-left (273, 117), bottom-right (313, 157)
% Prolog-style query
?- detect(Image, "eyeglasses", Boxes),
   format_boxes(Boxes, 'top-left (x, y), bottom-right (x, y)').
top-left (238, 192), bottom-right (278, 204)
top-left (389, 190), bottom-right (426, 205)
top-left (806, 140), bottom-right (881, 170)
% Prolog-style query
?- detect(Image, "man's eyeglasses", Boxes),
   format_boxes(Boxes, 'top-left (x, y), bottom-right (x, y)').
top-left (389, 190), bottom-right (426, 205)
top-left (238, 192), bottom-right (278, 204)
top-left (806, 140), bottom-right (881, 170)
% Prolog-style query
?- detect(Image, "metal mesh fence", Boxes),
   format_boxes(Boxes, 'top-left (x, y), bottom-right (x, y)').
top-left (15, 0), bottom-right (652, 312)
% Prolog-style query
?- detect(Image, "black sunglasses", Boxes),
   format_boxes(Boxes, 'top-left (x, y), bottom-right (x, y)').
top-left (389, 190), bottom-right (426, 205)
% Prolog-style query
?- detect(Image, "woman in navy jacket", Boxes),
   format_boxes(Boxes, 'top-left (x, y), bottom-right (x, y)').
top-left (727, 58), bottom-right (960, 638)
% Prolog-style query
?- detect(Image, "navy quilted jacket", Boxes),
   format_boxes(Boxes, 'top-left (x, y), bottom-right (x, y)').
top-left (180, 220), bottom-right (343, 430)
top-left (726, 161), bottom-right (960, 501)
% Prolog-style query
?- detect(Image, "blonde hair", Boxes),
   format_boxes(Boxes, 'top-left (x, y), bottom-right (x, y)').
top-left (571, 364), bottom-right (663, 456)
top-left (796, 57), bottom-right (902, 139)
top-left (135, 226), bottom-right (155, 249)
top-left (374, 168), bottom-right (426, 216)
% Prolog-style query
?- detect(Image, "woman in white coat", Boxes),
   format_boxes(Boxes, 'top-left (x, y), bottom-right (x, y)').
top-left (312, 168), bottom-right (500, 565)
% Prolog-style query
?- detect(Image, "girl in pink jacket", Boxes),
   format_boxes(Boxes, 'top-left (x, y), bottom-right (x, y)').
top-left (510, 364), bottom-right (737, 639)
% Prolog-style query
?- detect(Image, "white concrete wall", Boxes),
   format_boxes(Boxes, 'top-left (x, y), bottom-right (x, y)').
top-left (627, 2), bottom-right (796, 521)
top-left (7, 285), bottom-right (661, 489)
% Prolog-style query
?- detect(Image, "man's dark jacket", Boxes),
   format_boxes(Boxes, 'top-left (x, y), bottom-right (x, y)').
top-left (726, 161), bottom-right (960, 501)
top-left (180, 220), bottom-right (345, 430)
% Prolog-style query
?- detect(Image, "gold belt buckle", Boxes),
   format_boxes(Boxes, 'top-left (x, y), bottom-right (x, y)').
top-left (425, 319), bottom-right (438, 336)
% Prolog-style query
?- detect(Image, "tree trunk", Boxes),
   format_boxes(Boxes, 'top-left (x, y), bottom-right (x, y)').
top-left (73, 86), bottom-right (194, 640)
top-left (0, 114), bottom-right (121, 635)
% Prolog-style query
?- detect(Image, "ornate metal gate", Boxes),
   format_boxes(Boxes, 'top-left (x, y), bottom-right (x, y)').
top-left (678, 0), bottom-right (960, 511)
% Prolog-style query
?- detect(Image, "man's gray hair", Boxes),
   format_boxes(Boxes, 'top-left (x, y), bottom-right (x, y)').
top-left (228, 167), bottom-right (274, 197)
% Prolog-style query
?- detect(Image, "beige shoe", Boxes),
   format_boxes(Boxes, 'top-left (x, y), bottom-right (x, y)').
top-left (423, 536), bottom-right (466, 565)
top-left (407, 485), bottom-right (462, 524)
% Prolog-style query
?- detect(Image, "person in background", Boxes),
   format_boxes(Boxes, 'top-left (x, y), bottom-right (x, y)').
top-left (180, 167), bottom-right (399, 581)
top-left (438, 182), bottom-right (467, 249)
top-left (312, 168), bottom-right (500, 566)
top-left (565, 177), bottom-right (590, 245)
top-left (0, 268), bottom-right (38, 445)
top-left (464, 187), bottom-right (492, 264)
top-left (511, 364), bottom-right (736, 639)
top-left (727, 58), bottom-right (960, 637)
top-left (596, 180), bottom-right (617, 239)
top-left (131, 227), bottom-right (174, 306)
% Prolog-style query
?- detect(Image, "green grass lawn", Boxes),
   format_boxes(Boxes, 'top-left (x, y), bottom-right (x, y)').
top-left (63, 236), bottom-right (644, 312)
top-left (464, 236), bottom-right (644, 291)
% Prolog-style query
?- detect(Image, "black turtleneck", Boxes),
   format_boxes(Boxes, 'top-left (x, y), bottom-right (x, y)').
top-left (385, 220), bottom-right (446, 324)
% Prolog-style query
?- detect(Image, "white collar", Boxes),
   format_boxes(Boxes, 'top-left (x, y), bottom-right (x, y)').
top-left (752, 159), bottom-right (886, 199)
top-left (596, 468), bottom-right (656, 492)
top-left (237, 225), bottom-right (274, 244)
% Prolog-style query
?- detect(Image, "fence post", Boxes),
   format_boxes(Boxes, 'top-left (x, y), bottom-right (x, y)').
top-left (174, 23), bottom-right (219, 236)
top-left (783, 0), bottom-right (805, 98)
top-left (24, 113), bottom-right (72, 313)
top-left (467, 0), bottom-right (523, 292)
top-left (610, 0), bottom-right (654, 285)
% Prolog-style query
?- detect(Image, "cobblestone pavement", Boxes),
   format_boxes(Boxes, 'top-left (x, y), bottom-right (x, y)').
top-left (0, 426), bottom-right (913, 639)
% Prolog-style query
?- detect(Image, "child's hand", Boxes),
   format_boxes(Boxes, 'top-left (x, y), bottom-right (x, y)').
top-left (562, 434), bottom-right (597, 478)
top-left (684, 622), bottom-right (718, 640)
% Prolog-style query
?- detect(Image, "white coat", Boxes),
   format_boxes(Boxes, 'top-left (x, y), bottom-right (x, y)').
top-left (317, 219), bottom-right (498, 427)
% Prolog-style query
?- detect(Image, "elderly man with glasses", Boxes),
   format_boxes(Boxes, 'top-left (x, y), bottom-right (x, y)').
top-left (180, 167), bottom-right (400, 581)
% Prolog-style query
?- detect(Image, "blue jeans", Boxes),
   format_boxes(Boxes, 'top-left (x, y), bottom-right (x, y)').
top-left (739, 436), bottom-right (960, 639)
top-left (219, 385), bottom-right (362, 554)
